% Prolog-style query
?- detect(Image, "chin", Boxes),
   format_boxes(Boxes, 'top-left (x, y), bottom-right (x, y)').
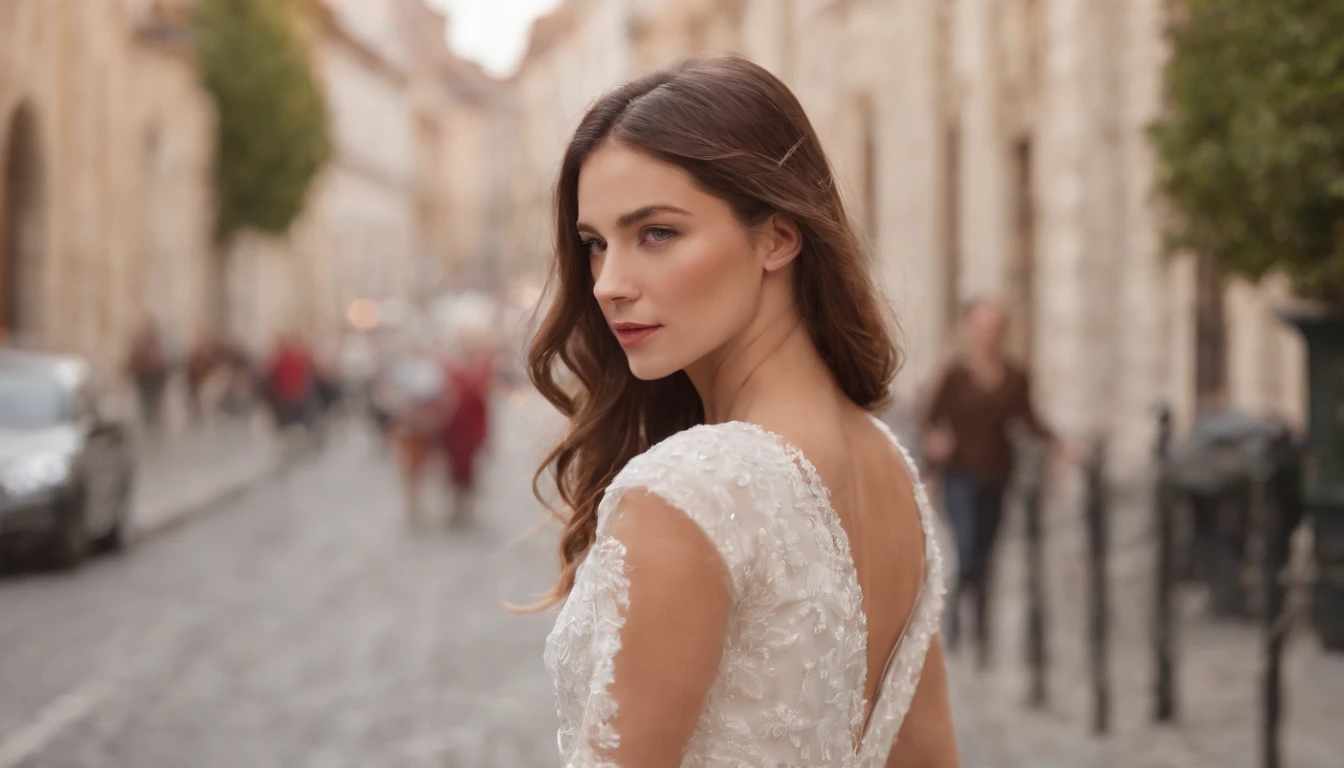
top-left (625, 353), bottom-right (681, 381)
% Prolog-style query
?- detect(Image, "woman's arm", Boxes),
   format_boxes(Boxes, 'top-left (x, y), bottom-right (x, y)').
top-left (572, 490), bottom-right (732, 767)
top-left (1015, 371), bottom-right (1091, 466)
top-left (1014, 371), bottom-right (1055, 445)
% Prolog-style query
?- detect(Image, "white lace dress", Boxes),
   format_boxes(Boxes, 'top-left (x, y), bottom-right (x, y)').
top-left (544, 417), bottom-right (946, 767)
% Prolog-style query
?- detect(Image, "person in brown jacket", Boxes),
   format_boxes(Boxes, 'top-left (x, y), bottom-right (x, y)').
top-left (923, 298), bottom-right (1086, 667)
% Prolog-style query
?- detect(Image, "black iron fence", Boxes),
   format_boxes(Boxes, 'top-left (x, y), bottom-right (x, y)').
top-left (1007, 408), bottom-right (1315, 767)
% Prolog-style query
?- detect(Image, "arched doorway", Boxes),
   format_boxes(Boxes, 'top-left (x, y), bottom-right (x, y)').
top-left (1, 104), bottom-right (46, 345)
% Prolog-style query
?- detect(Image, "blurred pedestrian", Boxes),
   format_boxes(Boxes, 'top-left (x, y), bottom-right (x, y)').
top-left (311, 340), bottom-right (342, 428)
top-left (382, 343), bottom-right (449, 524)
top-left (439, 329), bottom-right (495, 529)
top-left (127, 319), bottom-right (170, 435)
top-left (216, 337), bottom-right (256, 417)
top-left (923, 298), bottom-right (1086, 668)
top-left (264, 332), bottom-right (318, 444)
top-left (337, 331), bottom-right (378, 408)
top-left (186, 329), bottom-right (220, 424)
top-left (367, 371), bottom-right (397, 449)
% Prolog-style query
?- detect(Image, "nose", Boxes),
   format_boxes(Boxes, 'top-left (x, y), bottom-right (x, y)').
top-left (591, 247), bottom-right (638, 306)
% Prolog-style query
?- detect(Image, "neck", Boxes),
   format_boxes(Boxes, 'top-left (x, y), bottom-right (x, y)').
top-left (685, 302), bottom-right (841, 425)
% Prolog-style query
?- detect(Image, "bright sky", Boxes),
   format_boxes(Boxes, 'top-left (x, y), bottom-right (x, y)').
top-left (431, 0), bottom-right (564, 78)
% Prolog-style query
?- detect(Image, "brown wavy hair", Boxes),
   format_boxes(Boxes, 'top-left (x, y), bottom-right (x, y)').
top-left (527, 56), bottom-right (899, 609)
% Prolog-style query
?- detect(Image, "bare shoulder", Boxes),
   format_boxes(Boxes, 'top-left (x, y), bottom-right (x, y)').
top-left (751, 402), bottom-right (902, 483)
top-left (600, 422), bottom-right (782, 587)
top-left (607, 489), bottom-right (733, 587)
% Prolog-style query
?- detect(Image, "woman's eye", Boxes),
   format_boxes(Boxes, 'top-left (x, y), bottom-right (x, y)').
top-left (582, 239), bottom-right (606, 256)
top-left (644, 227), bottom-right (676, 244)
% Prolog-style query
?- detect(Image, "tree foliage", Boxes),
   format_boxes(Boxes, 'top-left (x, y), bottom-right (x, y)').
top-left (195, 0), bottom-right (330, 241)
top-left (1151, 0), bottom-right (1344, 301)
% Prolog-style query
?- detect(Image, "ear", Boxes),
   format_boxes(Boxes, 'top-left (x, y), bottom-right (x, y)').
top-left (758, 214), bottom-right (803, 273)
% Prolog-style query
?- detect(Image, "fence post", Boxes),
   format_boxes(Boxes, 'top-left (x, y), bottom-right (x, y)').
top-left (1209, 486), bottom-right (1251, 618)
top-left (1023, 440), bottom-right (1049, 708)
top-left (1154, 406), bottom-right (1177, 723)
top-left (1086, 437), bottom-right (1111, 735)
top-left (1256, 436), bottom-right (1290, 768)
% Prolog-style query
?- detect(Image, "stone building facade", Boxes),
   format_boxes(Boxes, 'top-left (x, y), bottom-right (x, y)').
top-left (505, 0), bottom-right (630, 295)
top-left (506, 0), bottom-right (1305, 484)
top-left (222, 0), bottom-right (419, 349)
top-left (0, 0), bottom-right (507, 375)
top-left (228, 0), bottom-right (510, 349)
top-left (0, 0), bottom-right (208, 373)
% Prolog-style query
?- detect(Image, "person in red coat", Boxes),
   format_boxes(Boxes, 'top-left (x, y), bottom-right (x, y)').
top-left (265, 333), bottom-right (316, 431)
top-left (440, 341), bottom-right (495, 528)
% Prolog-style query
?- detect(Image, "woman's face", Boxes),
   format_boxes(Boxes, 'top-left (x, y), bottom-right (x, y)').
top-left (576, 141), bottom-right (765, 381)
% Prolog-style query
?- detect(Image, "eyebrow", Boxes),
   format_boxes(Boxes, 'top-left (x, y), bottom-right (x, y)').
top-left (576, 204), bottom-right (691, 235)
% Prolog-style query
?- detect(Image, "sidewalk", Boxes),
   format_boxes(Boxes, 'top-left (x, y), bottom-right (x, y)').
top-left (129, 416), bottom-right (280, 537)
top-left (946, 485), bottom-right (1344, 767)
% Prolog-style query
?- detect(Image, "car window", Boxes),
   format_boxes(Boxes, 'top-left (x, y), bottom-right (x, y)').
top-left (0, 369), bottom-right (69, 429)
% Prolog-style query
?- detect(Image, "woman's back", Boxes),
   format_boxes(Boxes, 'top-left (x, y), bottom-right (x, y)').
top-left (544, 414), bottom-right (948, 766)
top-left (800, 406), bottom-right (933, 720)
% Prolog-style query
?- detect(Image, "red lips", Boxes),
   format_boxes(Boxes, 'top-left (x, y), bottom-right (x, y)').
top-left (611, 322), bottom-right (662, 347)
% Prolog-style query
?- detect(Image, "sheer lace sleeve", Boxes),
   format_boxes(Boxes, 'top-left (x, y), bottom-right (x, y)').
top-left (551, 426), bottom-right (761, 768)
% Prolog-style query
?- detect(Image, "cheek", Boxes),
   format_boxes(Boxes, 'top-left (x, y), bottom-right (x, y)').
top-left (657, 238), bottom-right (756, 313)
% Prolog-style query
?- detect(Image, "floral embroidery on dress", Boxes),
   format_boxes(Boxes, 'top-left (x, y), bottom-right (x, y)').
top-left (544, 416), bottom-right (946, 767)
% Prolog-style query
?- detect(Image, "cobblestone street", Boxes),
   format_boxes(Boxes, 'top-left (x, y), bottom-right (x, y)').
top-left (0, 394), bottom-right (564, 768)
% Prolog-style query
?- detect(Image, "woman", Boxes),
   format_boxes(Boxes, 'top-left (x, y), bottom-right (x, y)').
top-left (923, 299), bottom-right (1084, 667)
top-left (530, 57), bottom-right (958, 768)
top-left (440, 329), bottom-right (495, 528)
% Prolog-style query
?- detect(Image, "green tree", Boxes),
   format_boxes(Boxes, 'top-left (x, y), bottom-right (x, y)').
top-left (1151, 0), bottom-right (1344, 301)
top-left (195, 0), bottom-right (330, 241)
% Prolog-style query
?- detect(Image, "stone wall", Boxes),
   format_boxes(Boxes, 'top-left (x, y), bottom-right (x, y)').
top-left (0, 0), bottom-right (208, 373)
top-left (127, 34), bottom-right (216, 366)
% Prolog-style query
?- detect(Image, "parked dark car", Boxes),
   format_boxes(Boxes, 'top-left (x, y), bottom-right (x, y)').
top-left (0, 350), bottom-right (135, 569)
